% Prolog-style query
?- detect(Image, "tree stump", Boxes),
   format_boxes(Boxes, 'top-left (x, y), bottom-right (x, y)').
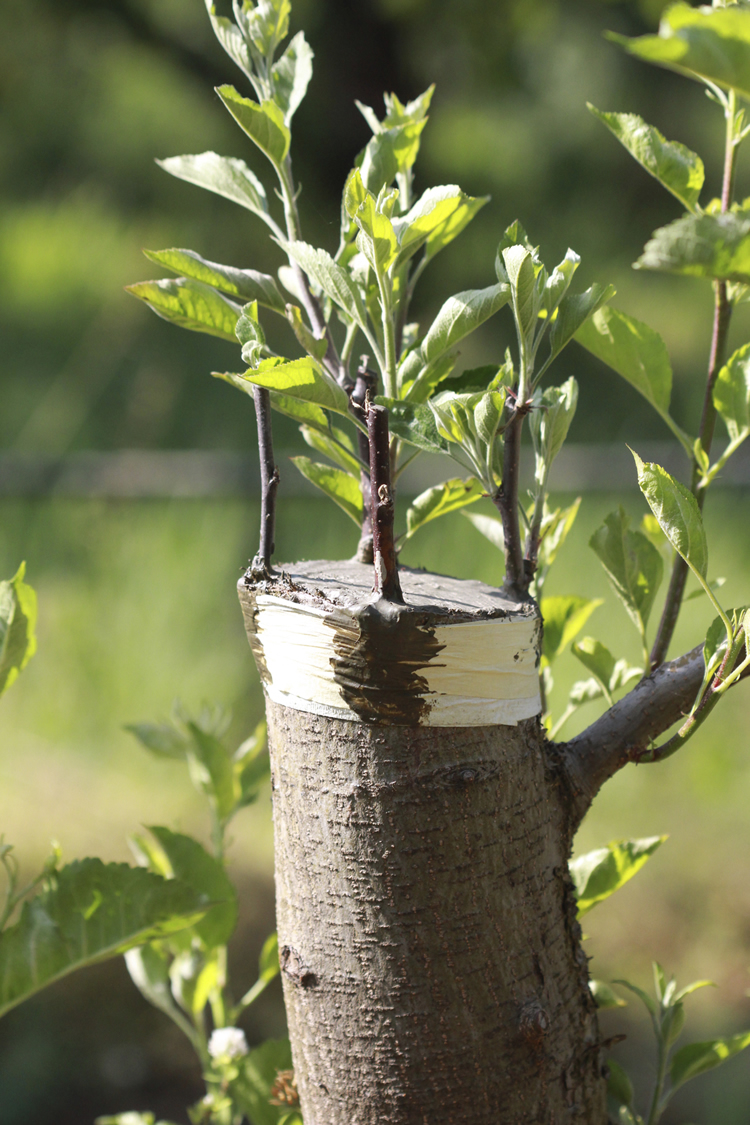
top-left (238, 560), bottom-right (605, 1125)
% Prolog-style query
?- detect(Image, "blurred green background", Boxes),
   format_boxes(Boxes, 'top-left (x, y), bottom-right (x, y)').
top-left (1, 0), bottom-right (750, 1121)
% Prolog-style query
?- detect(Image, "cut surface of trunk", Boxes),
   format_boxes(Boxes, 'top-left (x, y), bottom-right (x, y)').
top-left (238, 561), bottom-right (606, 1125)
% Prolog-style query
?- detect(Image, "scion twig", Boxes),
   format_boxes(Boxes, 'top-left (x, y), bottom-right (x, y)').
top-left (352, 357), bottom-right (376, 563)
top-left (494, 405), bottom-right (529, 599)
top-left (650, 91), bottom-right (738, 668)
top-left (367, 402), bottom-right (403, 603)
top-left (251, 387), bottom-right (279, 575)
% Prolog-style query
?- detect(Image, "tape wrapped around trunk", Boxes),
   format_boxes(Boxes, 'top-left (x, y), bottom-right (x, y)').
top-left (239, 562), bottom-right (542, 728)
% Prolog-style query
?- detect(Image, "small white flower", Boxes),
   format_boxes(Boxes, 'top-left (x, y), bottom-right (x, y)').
top-left (208, 1027), bottom-right (249, 1060)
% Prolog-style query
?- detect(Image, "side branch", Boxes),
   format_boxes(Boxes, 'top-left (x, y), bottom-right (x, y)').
top-left (557, 646), bottom-right (705, 829)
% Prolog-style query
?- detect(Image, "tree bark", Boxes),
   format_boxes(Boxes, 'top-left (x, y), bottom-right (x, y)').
top-left (238, 562), bottom-right (607, 1124)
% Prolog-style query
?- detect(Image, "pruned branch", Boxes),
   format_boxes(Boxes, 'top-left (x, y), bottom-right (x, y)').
top-left (557, 645), bottom-right (706, 829)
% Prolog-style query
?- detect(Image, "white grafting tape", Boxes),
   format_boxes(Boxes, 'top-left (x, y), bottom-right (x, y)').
top-left (251, 595), bottom-right (541, 727)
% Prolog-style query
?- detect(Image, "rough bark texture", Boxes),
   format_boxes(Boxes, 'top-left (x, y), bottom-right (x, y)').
top-left (239, 562), bottom-right (607, 1124)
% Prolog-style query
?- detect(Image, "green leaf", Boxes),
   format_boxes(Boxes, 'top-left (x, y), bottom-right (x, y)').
top-left (380, 398), bottom-right (452, 455)
top-left (631, 452), bottom-right (709, 579)
top-left (391, 185), bottom-right (488, 268)
top-left (571, 638), bottom-right (617, 702)
top-left (588, 105), bottom-right (703, 211)
top-left (576, 306), bottom-right (670, 411)
top-left (702, 607), bottom-right (749, 677)
top-left (544, 249), bottom-right (580, 317)
top-left (143, 249), bottom-right (285, 313)
top-left (156, 152), bottom-right (269, 220)
top-left (541, 595), bottom-right (603, 663)
top-left (610, 2), bottom-right (750, 99)
top-left (258, 931), bottom-right (280, 984)
top-left (590, 506), bottom-right (664, 633)
top-left (501, 244), bottom-right (537, 341)
top-left (234, 720), bottom-right (270, 808)
top-left (663, 1001), bottom-right (686, 1046)
top-left (606, 1058), bottom-right (634, 1107)
top-left (271, 31), bottom-right (313, 125)
top-left (714, 341), bottom-right (750, 443)
top-left (241, 356), bottom-right (350, 415)
top-left (146, 827), bottom-right (237, 950)
top-left (0, 562), bottom-right (37, 698)
top-left (185, 723), bottom-right (236, 823)
top-left (353, 193), bottom-right (398, 273)
top-left (674, 978), bottom-right (716, 1003)
top-left (236, 301), bottom-right (267, 367)
top-left (125, 721), bottom-right (188, 761)
top-left (231, 1038), bottom-right (294, 1125)
top-left (569, 678), bottom-right (604, 705)
top-left (0, 860), bottom-right (207, 1018)
top-left (216, 87), bottom-right (291, 168)
top-left (285, 304), bottom-right (328, 361)
top-left (279, 240), bottom-right (368, 328)
top-left (124, 943), bottom-right (189, 1029)
top-left (530, 378), bottom-right (578, 481)
top-left (204, 0), bottom-right (253, 82)
top-left (290, 457), bottom-right (363, 525)
top-left (536, 498), bottom-right (581, 575)
top-left (637, 211), bottom-right (750, 284)
top-left (462, 510), bottom-right (505, 551)
top-left (570, 836), bottom-right (667, 917)
top-left (612, 977), bottom-right (660, 1019)
top-left (591, 981), bottom-right (627, 1011)
top-left (421, 283), bottom-right (510, 366)
top-left (125, 278), bottom-right (240, 342)
top-left (405, 478), bottom-right (484, 539)
top-left (359, 121), bottom-right (427, 195)
top-left (301, 424), bottom-right (361, 475)
top-left (400, 351), bottom-right (458, 404)
top-left (671, 1030), bottom-right (750, 1092)
top-left (268, 390), bottom-right (329, 431)
top-left (234, 0), bottom-right (291, 58)
top-left (549, 283), bottom-right (616, 362)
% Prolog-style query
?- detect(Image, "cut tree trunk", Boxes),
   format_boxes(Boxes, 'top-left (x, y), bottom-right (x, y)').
top-left (238, 561), bottom-right (606, 1125)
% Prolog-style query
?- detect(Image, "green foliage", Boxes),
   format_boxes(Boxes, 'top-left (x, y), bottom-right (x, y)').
top-left (216, 87), bottom-right (290, 169)
top-left (405, 478), bottom-right (483, 539)
top-left (239, 356), bottom-right (350, 414)
top-left (606, 962), bottom-right (748, 1123)
top-left (637, 211), bottom-right (750, 285)
top-left (541, 595), bottom-right (602, 663)
top-left (0, 858), bottom-right (208, 1018)
top-left (125, 278), bottom-right (241, 342)
top-left (610, 2), bottom-right (750, 98)
top-left (156, 152), bottom-right (271, 224)
top-left (570, 836), bottom-right (666, 917)
top-left (632, 452), bottom-right (709, 581)
top-left (590, 507), bottom-right (663, 659)
top-left (575, 306), bottom-right (691, 454)
top-left (230, 1038), bottom-right (295, 1125)
top-left (587, 105), bottom-right (704, 212)
top-left (0, 562), bottom-right (37, 698)
top-left (290, 456), bottom-right (363, 524)
top-left (144, 249), bottom-right (286, 313)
